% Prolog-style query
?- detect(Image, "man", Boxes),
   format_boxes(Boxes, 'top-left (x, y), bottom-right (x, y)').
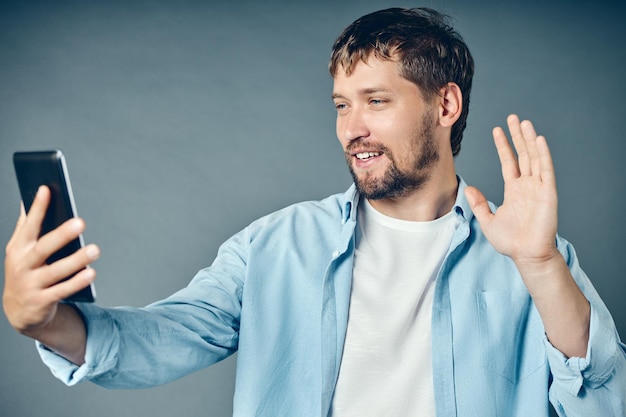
top-left (4, 7), bottom-right (625, 417)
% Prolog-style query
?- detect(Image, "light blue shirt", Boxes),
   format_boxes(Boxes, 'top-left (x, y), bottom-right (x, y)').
top-left (39, 179), bottom-right (626, 416)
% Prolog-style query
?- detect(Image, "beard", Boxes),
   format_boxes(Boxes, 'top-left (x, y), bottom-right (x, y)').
top-left (346, 112), bottom-right (439, 200)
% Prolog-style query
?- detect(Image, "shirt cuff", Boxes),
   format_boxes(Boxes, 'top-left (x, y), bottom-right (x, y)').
top-left (544, 302), bottom-right (619, 396)
top-left (36, 302), bottom-right (120, 386)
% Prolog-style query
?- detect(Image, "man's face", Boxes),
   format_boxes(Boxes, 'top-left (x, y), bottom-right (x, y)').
top-left (332, 57), bottom-right (440, 200)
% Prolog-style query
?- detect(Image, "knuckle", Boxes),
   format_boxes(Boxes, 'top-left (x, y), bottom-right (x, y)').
top-left (5, 248), bottom-right (30, 279)
top-left (6, 262), bottom-right (26, 281)
top-left (31, 240), bottom-right (49, 260)
top-left (5, 241), bottom-right (15, 257)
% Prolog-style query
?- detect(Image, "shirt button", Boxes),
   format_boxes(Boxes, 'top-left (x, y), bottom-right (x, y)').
top-left (332, 250), bottom-right (340, 259)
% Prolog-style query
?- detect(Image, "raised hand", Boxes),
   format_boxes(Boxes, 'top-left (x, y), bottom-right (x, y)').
top-left (464, 114), bottom-right (559, 267)
top-left (464, 114), bottom-right (590, 358)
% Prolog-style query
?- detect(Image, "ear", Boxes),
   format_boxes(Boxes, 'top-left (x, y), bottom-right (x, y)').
top-left (436, 82), bottom-right (463, 128)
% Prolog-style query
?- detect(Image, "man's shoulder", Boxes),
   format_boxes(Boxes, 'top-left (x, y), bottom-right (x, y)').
top-left (249, 187), bottom-right (355, 232)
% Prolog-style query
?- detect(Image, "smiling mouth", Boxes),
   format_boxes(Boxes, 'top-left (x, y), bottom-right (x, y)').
top-left (355, 151), bottom-right (382, 161)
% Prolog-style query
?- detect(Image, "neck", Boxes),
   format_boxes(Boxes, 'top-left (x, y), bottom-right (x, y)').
top-left (367, 170), bottom-right (458, 222)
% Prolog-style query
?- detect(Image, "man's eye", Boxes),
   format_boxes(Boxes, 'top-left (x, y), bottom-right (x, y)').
top-left (370, 99), bottom-right (384, 105)
top-left (335, 103), bottom-right (347, 111)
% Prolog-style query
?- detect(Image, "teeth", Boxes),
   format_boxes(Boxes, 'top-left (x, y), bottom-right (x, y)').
top-left (356, 152), bottom-right (381, 160)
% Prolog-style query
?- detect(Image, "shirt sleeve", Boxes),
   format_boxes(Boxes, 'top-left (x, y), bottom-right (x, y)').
top-left (545, 237), bottom-right (626, 416)
top-left (36, 302), bottom-right (120, 386)
top-left (36, 227), bottom-right (249, 388)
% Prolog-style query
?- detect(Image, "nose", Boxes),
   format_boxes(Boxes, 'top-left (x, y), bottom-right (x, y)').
top-left (337, 107), bottom-right (369, 144)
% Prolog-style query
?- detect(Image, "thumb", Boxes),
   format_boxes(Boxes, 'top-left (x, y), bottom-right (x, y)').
top-left (7, 203), bottom-right (27, 250)
top-left (464, 186), bottom-right (493, 227)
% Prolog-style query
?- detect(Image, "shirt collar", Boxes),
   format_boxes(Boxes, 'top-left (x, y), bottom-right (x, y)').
top-left (453, 176), bottom-right (474, 224)
top-left (341, 184), bottom-right (359, 225)
top-left (340, 175), bottom-right (475, 225)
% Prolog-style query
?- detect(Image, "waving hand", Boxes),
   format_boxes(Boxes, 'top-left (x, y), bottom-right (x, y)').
top-left (464, 114), bottom-right (590, 359)
top-left (464, 114), bottom-right (559, 264)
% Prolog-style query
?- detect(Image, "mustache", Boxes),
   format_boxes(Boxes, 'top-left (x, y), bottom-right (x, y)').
top-left (345, 139), bottom-right (389, 154)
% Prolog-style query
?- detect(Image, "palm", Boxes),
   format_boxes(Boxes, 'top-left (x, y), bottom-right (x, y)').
top-left (465, 115), bottom-right (559, 264)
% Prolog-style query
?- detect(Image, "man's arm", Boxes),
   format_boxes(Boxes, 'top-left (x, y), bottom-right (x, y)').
top-left (3, 185), bottom-right (100, 365)
top-left (464, 114), bottom-right (590, 358)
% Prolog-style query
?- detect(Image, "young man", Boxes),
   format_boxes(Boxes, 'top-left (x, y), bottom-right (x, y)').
top-left (4, 7), bottom-right (625, 417)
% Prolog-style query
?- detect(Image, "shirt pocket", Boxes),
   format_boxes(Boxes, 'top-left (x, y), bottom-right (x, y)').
top-left (476, 290), bottom-right (547, 384)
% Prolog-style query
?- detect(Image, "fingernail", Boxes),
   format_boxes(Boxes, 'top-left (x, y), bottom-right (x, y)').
top-left (68, 218), bottom-right (83, 233)
top-left (83, 268), bottom-right (96, 280)
top-left (86, 244), bottom-right (100, 260)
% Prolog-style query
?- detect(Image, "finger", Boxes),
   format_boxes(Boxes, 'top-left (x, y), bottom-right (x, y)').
top-left (43, 267), bottom-right (96, 302)
top-left (38, 244), bottom-right (100, 288)
top-left (464, 186), bottom-right (493, 228)
top-left (6, 203), bottom-right (28, 250)
top-left (536, 134), bottom-right (556, 186)
top-left (520, 119), bottom-right (541, 177)
top-left (506, 114), bottom-right (531, 176)
top-left (20, 186), bottom-right (51, 243)
top-left (25, 217), bottom-right (86, 267)
top-left (493, 126), bottom-right (520, 181)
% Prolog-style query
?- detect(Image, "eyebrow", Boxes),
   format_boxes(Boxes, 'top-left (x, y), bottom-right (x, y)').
top-left (332, 87), bottom-right (393, 100)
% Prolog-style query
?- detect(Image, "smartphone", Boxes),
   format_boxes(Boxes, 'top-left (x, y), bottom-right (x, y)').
top-left (13, 150), bottom-right (96, 302)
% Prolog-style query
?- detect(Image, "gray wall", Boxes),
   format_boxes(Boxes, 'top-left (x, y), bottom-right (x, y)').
top-left (1, 1), bottom-right (624, 416)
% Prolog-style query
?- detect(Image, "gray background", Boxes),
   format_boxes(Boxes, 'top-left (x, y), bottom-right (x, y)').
top-left (1, 1), bottom-right (624, 416)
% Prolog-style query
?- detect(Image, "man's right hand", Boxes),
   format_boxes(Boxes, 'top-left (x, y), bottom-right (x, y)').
top-left (3, 185), bottom-right (100, 364)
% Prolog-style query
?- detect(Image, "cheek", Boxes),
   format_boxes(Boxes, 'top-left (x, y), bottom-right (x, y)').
top-left (335, 117), bottom-right (348, 147)
top-left (388, 121), bottom-right (423, 161)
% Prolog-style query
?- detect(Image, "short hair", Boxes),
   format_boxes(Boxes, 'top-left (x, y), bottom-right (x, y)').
top-left (329, 7), bottom-right (474, 157)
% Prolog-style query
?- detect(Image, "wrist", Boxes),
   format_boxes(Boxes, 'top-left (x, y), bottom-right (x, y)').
top-left (28, 304), bottom-right (87, 365)
top-left (512, 250), bottom-right (564, 292)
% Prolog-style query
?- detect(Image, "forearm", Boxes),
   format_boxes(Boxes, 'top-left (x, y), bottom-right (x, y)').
top-left (26, 303), bottom-right (87, 366)
top-left (515, 253), bottom-right (590, 359)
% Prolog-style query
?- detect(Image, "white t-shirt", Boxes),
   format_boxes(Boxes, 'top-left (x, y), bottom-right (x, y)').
top-left (331, 199), bottom-right (458, 417)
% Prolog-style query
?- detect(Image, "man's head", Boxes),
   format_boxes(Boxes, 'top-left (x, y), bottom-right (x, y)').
top-left (329, 7), bottom-right (474, 157)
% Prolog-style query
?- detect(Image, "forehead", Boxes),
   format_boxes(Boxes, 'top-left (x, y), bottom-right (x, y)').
top-left (332, 55), bottom-right (419, 97)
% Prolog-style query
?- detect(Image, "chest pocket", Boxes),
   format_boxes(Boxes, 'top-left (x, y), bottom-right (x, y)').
top-left (476, 290), bottom-right (547, 383)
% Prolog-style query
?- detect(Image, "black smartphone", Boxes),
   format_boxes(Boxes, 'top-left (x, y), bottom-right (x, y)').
top-left (13, 150), bottom-right (96, 302)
